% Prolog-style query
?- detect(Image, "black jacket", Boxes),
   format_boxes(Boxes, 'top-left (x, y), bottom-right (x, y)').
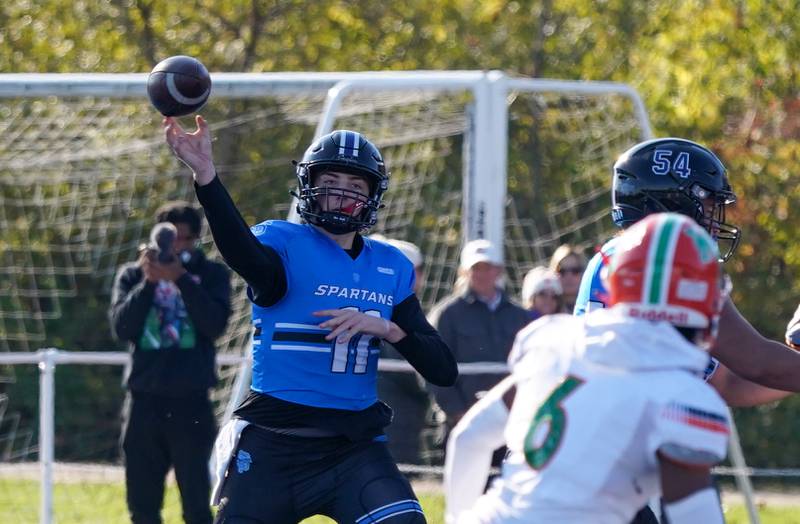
top-left (109, 250), bottom-right (232, 397)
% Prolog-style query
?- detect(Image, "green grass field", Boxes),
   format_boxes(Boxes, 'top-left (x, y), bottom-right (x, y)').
top-left (1, 479), bottom-right (798, 523)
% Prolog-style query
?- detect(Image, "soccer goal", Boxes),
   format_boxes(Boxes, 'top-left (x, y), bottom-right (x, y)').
top-left (0, 71), bottom-right (759, 524)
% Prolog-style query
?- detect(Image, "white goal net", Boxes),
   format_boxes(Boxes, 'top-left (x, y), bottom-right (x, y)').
top-left (0, 71), bottom-right (653, 523)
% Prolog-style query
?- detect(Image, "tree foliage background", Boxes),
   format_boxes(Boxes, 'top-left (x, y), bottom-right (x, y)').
top-left (3, 0), bottom-right (800, 467)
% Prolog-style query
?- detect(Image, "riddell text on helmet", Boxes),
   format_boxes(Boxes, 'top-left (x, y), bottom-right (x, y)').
top-left (626, 307), bottom-right (689, 325)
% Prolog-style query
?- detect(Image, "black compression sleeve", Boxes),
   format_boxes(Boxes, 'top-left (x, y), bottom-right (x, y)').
top-left (195, 175), bottom-right (287, 307)
top-left (390, 294), bottom-right (458, 387)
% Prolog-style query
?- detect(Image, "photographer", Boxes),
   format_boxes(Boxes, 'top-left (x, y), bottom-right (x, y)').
top-left (110, 202), bottom-right (231, 524)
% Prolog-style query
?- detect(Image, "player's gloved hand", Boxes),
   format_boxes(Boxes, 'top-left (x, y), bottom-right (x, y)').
top-left (785, 305), bottom-right (800, 350)
top-left (163, 115), bottom-right (216, 186)
top-left (313, 309), bottom-right (405, 344)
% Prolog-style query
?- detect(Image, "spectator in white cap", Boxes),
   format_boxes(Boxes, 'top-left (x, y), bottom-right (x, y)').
top-left (520, 266), bottom-right (563, 321)
top-left (426, 238), bottom-right (529, 465)
top-left (455, 239), bottom-right (504, 301)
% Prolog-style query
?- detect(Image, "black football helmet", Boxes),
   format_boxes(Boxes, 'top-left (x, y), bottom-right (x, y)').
top-left (295, 130), bottom-right (388, 234)
top-left (611, 137), bottom-right (740, 261)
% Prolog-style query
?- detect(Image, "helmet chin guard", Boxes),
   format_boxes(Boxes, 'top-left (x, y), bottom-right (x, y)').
top-left (301, 185), bottom-right (375, 234)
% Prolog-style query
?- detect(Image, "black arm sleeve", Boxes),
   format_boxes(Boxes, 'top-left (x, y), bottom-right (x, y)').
top-left (109, 265), bottom-right (155, 342)
top-left (195, 175), bottom-right (287, 307)
top-left (174, 264), bottom-right (232, 340)
top-left (390, 294), bottom-right (458, 387)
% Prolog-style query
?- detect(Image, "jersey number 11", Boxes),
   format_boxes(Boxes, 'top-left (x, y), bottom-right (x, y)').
top-left (330, 307), bottom-right (382, 374)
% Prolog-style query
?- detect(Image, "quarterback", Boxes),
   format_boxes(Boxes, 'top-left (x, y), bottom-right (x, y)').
top-left (164, 116), bottom-right (457, 524)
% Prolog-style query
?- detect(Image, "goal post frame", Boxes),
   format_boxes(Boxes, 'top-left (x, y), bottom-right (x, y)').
top-left (0, 69), bottom-right (652, 262)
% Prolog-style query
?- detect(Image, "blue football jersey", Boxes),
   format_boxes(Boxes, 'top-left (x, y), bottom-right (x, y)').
top-left (573, 237), bottom-right (618, 317)
top-left (248, 220), bottom-right (415, 410)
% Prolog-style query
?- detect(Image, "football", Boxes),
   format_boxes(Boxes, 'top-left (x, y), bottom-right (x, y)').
top-left (147, 55), bottom-right (211, 117)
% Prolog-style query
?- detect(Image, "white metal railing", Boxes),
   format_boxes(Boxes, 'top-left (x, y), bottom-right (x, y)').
top-left (0, 348), bottom-right (514, 524)
top-left (0, 349), bottom-right (249, 524)
top-left (0, 349), bottom-right (764, 524)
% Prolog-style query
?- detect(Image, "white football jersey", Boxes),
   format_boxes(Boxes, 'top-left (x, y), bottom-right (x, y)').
top-left (464, 308), bottom-right (730, 524)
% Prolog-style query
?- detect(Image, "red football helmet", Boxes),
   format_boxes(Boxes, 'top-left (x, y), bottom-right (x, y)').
top-left (605, 212), bottom-right (727, 349)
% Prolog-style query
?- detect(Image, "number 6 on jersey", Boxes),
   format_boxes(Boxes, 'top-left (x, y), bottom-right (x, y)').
top-left (524, 375), bottom-right (584, 469)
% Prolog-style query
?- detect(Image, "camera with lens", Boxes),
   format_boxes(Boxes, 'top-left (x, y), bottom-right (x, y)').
top-left (148, 222), bottom-right (178, 264)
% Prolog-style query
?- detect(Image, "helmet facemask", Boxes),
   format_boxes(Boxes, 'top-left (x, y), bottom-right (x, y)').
top-left (298, 167), bottom-right (382, 234)
top-left (694, 186), bottom-right (740, 263)
top-left (293, 130), bottom-right (388, 235)
top-left (623, 175), bottom-right (740, 262)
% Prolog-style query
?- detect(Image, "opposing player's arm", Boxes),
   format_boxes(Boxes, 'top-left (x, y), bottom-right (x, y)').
top-left (657, 452), bottom-right (714, 503)
top-left (657, 454), bottom-right (723, 524)
top-left (713, 298), bottom-right (800, 392)
top-left (444, 375), bottom-right (515, 524)
top-left (652, 381), bottom-right (729, 523)
top-left (707, 362), bottom-right (791, 407)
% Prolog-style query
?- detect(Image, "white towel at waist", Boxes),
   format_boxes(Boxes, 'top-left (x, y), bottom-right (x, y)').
top-left (210, 418), bottom-right (250, 506)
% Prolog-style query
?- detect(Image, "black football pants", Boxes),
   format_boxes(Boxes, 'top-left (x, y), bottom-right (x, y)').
top-left (214, 425), bottom-right (426, 524)
top-left (123, 392), bottom-right (217, 524)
